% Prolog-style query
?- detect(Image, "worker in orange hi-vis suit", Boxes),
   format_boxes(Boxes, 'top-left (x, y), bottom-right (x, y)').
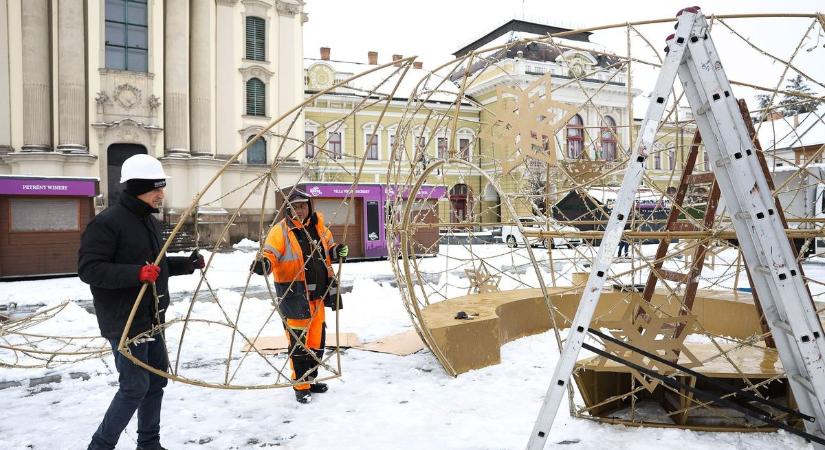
top-left (251, 189), bottom-right (348, 404)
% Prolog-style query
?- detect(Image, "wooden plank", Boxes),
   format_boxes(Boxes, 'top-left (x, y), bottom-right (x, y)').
top-left (669, 222), bottom-right (699, 232)
top-left (658, 269), bottom-right (689, 284)
top-left (356, 330), bottom-right (426, 356)
top-left (685, 172), bottom-right (715, 184)
top-left (241, 332), bottom-right (362, 354)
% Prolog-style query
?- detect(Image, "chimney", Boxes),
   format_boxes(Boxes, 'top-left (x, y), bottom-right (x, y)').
top-left (320, 47), bottom-right (330, 61)
top-left (392, 54), bottom-right (403, 67)
top-left (368, 51), bottom-right (378, 65)
top-left (767, 110), bottom-right (783, 121)
top-left (794, 112), bottom-right (799, 128)
top-left (413, 61), bottom-right (423, 69)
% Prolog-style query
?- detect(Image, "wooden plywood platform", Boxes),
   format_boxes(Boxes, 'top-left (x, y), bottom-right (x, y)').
top-left (421, 287), bottom-right (769, 376)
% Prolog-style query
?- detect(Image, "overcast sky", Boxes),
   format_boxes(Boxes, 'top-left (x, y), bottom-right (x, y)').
top-left (303, 1), bottom-right (824, 110)
top-left (304, 0), bottom-right (823, 66)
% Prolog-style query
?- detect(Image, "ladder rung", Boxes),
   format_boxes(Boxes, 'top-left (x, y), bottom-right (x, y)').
top-left (657, 269), bottom-right (689, 283)
top-left (791, 374), bottom-right (816, 395)
top-left (686, 172), bottom-right (715, 184)
top-left (771, 320), bottom-right (793, 335)
top-left (669, 222), bottom-right (699, 232)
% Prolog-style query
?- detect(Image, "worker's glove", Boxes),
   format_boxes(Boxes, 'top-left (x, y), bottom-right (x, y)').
top-left (138, 264), bottom-right (161, 283)
top-left (332, 244), bottom-right (349, 262)
top-left (323, 278), bottom-right (343, 311)
top-left (250, 257), bottom-right (271, 276)
top-left (189, 250), bottom-right (205, 270)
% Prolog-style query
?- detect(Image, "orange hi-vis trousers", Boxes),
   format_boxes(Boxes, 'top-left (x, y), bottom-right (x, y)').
top-left (285, 298), bottom-right (326, 391)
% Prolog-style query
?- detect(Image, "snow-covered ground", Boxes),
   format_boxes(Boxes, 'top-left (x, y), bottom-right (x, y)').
top-left (0, 244), bottom-right (816, 449)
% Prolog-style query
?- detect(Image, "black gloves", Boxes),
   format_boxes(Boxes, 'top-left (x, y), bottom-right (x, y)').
top-left (251, 257), bottom-right (272, 276)
top-left (189, 250), bottom-right (205, 270)
top-left (323, 278), bottom-right (343, 310)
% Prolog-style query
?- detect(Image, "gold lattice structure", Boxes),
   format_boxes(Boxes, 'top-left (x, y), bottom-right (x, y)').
top-left (0, 14), bottom-right (823, 434)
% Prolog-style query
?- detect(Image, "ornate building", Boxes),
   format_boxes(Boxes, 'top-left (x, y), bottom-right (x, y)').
top-left (0, 0), bottom-right (306, 241)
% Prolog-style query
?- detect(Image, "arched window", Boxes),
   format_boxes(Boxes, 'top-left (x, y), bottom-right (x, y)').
top-left (245, 16), bottom-right (265, 61)
top-left (449, 184), bottom-right (472, 223)
top-left (247, 136), bottom-right (266, 165)
top-left (654, 148), bottom-right (662, 170)
top-left (566, 114), bottom-right (584, 159)
top-left (601, 116), bottom-right (617, 161)
top-left (669, 148), bottom-right (676, 170)
top-left (246, 78), bottom-right (265, 116)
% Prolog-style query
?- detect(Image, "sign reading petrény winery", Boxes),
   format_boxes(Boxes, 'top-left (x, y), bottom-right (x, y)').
top-left (0, 177), bottom-right (98, 197)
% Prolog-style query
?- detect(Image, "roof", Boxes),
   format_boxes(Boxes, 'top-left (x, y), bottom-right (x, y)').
top-left (452, 19), bottom-right (592, 58)
top-left (756, 107), bottom-right (825, 152)
top-left (304, 58), bottom-right (469, 105)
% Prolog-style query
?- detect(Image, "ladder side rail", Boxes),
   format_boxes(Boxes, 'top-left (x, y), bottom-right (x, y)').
top-left (686, 32), bottom-right (825, 358)
top-left (677, 55), bottom-right (825, 439)
top-left (526, 10), bottom-right (701, 450)
top-left (680, 35), bottom-right (825, 438)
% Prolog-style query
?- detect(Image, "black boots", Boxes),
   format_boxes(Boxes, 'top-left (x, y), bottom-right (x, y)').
top-left (294, 389), bottom-right (312, 404)
top-left (309, 382), bottom-right (328, 393)
top-left (294, 383), bottom-right (328, 403)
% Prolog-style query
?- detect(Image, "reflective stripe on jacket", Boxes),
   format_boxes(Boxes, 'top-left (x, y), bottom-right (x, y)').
top-left (263, 212), bottom-right (335, 319)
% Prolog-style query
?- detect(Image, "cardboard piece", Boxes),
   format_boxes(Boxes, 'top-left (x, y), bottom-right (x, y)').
top-left (356, 330), bottom-right (426, 356)
top-left (242, 332), bottom-right (361, 355)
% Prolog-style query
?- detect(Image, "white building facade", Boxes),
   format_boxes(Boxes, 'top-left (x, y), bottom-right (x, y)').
top-left (0, 0), bottom-right (306, 240)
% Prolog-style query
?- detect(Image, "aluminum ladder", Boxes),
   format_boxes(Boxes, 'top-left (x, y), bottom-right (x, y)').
top-left (528, 6), bottom-right (825, 449)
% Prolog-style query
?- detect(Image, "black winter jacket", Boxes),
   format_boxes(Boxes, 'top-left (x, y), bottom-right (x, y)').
top-left (78, 192), bottom-right (194, 339)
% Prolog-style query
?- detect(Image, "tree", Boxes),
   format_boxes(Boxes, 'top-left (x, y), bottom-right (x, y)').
top-left (754, 93), bottom-right (775, 122)
top-left (778, 74), bottom-right (821, 115)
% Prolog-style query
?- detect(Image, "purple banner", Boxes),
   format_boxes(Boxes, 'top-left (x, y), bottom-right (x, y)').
top-left (385, 185), bottom-right (447, 199)
top-left (301, 183), bottom-right (382, 200)
top-left (0, 177), bottom-right (98, 197)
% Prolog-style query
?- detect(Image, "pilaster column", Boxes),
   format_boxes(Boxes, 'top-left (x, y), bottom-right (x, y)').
top-left (21, 0), bottom-right (52, 151)
top-left (189, 0), bottom-right (213, 156)
top-left (164, 0), bottom-right (190, 155)
top-left (215, 0), bottom-right (238, 159)
top-left (276, 1), bottom-right (304, 147)
top-left (57, 0), bottom-right (87, 153)
top-left (0, 0), bottom-right (11, 153)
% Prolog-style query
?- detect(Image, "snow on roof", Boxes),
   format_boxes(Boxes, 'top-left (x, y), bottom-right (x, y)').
top-left (586, 186), bottom-right (666, 203)
top-left (756, 107), bottom-right (825, 151)
top-left (304, 58), bottom-right (465, 104)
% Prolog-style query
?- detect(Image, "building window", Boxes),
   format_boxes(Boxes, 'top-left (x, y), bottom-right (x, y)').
top-left (247, 136), bottom-right (266, 164)
top-left (601, 116), bottom-right (617, 161)
top-left (246, 78), bottom-right (265, 116)
top-left (390, 134), bottom-right (405, 161)
top-left (459, 138), bottom-right (471, 161)
top-left (566, 114), bottom-right (584, 159)
top-left (305, 131), bottom-right (316, 158)
top-left (654, 148), bottom-right (662, 170)
top-left (437, 137), bottom-right (448, 159)
top-left (245, 16), bottom-right (266, 61)
top-left (329, 132), bottom-right (342, 159)
top-left (105, 0), bottom-right (148, 72)
top-left (669, 148), bottom-right (676, 170)
top-left (415, 135), bottom-right (427, 162)
top-left (366, 133), bottom-right (378, 160)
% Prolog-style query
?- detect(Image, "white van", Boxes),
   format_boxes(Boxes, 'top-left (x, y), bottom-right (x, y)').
top-left (501, 216), bottom-right (582, 248)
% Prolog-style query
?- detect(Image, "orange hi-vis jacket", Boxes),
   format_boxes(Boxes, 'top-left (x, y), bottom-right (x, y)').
top-left (263, 212), bottom-right (336, 319)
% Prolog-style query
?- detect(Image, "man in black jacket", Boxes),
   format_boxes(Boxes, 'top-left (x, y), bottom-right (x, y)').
top-left (79, 154), bottom-right (203, 450)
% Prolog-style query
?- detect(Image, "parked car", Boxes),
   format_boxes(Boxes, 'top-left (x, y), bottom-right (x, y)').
top-left (500, 216), bottom-right (582, 249)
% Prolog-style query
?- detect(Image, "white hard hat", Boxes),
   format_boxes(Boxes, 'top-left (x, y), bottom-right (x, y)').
top-left (120, 154), bottom-right (169, 183)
